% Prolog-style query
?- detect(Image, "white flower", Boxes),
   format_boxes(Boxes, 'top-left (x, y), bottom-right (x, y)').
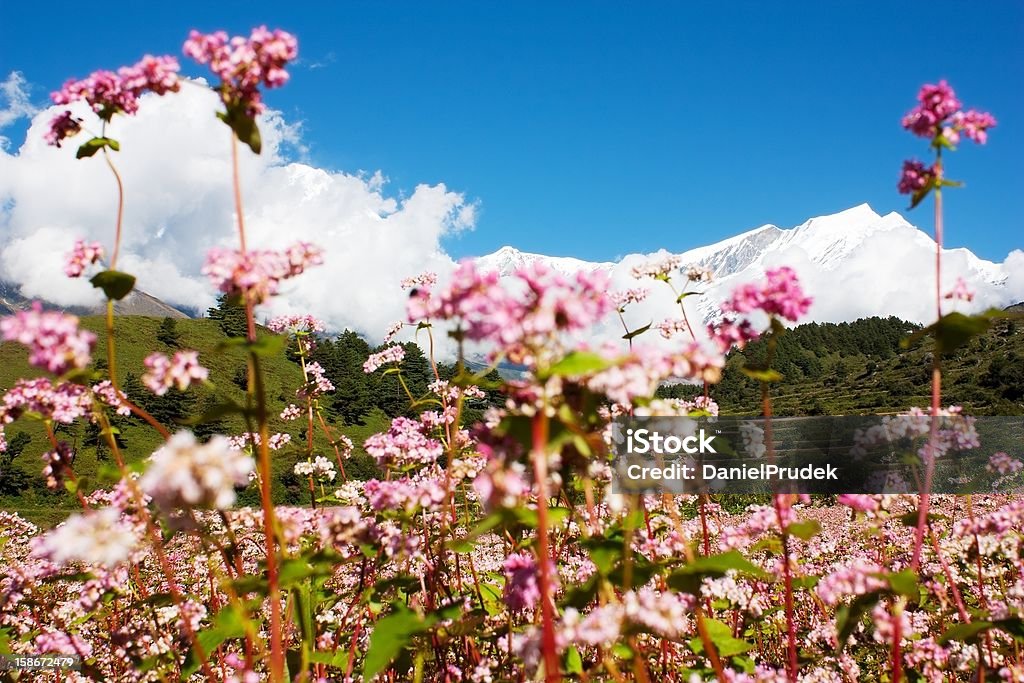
top-left (141, 431), bottom-right (254, 510)
top-left (38, 507), bottom-right (138, 568)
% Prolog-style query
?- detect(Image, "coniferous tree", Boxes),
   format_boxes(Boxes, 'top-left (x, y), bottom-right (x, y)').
top-left (207, 294), bottom-right (248, 338)
top-left (156, 316), bottom-right (182, 347)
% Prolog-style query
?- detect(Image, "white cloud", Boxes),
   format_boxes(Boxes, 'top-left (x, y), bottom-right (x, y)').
top-left (0, 82), bottom-right (472, 342)
top-left (0, 72), bottom-right (38, 148)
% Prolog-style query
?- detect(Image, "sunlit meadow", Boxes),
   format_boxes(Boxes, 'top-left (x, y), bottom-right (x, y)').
top-left (0, 26), bottom-right (1021, 683)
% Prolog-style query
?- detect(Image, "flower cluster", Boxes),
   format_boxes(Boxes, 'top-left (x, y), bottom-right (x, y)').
top-left (298, 361), bottom-right (334, 398)
top-left (64, 239), bottom-right (105, 278)
top-left (944, 277), bottom-right (975, 303)
top-left (35, 507), bottom-right (139, 568)
top-left (0, 304), bottom-right (96, 375)
top-left (266, 314), bottom-right (325, 335)
top-left (142, 351), bottom-right (209, 395)
top-left (898, 159), bottom-right (935, 196)
top-left (294, 456), bottom-right (336, 482)
top-left (1, 378), bottom-right (91, 425)
top-left (202, 242), bottom-right (323, 306)
top-left (183, 26), bottom-right (298, 116)
top-left (363, 345), bottom-right (406, 373)
top-left (400, 272), bottom-right (438, 290)
top-left (140, 431), bottom-right (254, 510)
top-left (364, 416), bottom-right (444, 468)
top-left (408, 260), bottom-right (613, 364)
top-left (503, 551), bottom-right (541, 612)
top-left (901, 80), bottom-right (995, 144)
top-left (721, 266), bottom-right (813, 322)
top-left (609, 287), bottom-right (649, 309)
top-left (47, 54), bottom-right (180, 145)
top-left (280, 403), bottom-right (302, 421)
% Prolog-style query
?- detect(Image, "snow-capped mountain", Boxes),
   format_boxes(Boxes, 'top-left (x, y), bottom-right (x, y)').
top-left (475, 204), bottom-right (1021, 327)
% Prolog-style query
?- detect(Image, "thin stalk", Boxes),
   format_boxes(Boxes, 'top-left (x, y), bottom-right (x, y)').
top-left (230, 130), bottom-right (284, 682)
top-left (531, 409), bottom-right (561, 683)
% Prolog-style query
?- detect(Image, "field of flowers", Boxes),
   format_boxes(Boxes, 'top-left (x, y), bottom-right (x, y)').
top-left (0, 25), bottom-right (1021, 683)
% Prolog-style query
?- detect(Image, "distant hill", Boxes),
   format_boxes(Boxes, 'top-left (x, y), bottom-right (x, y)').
top-left (0, 279), bottom-right (191, 318)
top-left (659, 310), bottom-right (1024, 416)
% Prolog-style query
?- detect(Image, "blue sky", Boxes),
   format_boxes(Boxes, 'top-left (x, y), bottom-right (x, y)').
top-left (2, 2), bottom-right (1021, 262)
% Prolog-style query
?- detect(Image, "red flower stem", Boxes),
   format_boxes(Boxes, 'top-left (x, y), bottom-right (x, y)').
top-left (531, 410), bottom-right (561, 683)
top-left (231, 130), bottom-right (284, 682)
top-left (912, 157), bottom-right (943, 572)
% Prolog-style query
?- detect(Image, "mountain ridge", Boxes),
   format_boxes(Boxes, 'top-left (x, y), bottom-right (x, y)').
top-left (474, 203), bottom-right (1018, 326)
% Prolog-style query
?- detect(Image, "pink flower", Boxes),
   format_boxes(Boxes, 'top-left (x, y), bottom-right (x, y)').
top-left (0, 303), bottom-right (96, 374)
top-left (43, 111), bottom-right (82, 148)
top-left (1, 378), bottom-right (91, 425)
top-left (609, 288), bottom-right (649, 309)
top-left (202, 242), bottom-right (322, 305)
top-left (901, 80), bottom-right (961, 138)
top-left (183, 26), bottom-right (298, 116)
top-left (41, 442), bottom-right (75, 490)
top-left (363, 345), bottom-right (406, 373)
top-left (298, 361), bottom-right (334, 398)
top-left (266, 314), bottom-right (325, 334)
top-left (50, 54), bottom-right (180, 121)
top-left (987, 452), bottom-right (1023, 476)
top-left (721, 267), bottom-right (812, 322)
top-left (503, 551), bottom-right (541, 613)
top-left (837, 494), bottom-right (880, 514)
top-left (400, 272), bottom-right (438, 290)
top-left (897, 159), bottom-right (935, 195)
top-left (708, 318), bottom-right (760, 352)
top-left (92, 380), bottom-right (131, 417)
top-left (142, 350), bottom-right (209, 395)
top-left (952, 109), bottom-right (996, 144)
top-left (280, 403), bottom-right (301, 421)
top-left (64, 239), bottom-right (104, 278)
top-left (364, 416), bottom-right (444, 467)
top-left (944, 276), bottom-right (975, 302)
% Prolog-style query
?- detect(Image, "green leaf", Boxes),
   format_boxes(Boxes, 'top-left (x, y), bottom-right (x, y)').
top-left (217, 105), bottom-right (262, 154)
top-left (543, 350), bottom-right (615, 378)
top-left (936, 620), bottom-right (993, 645)
top-left (901, 309), bottom-right (1003, 355)
top-left (883, 570), bottom-right (919, 598)
top-left (836, 591), bottom-right (882, 654)
top-left (689, 618), bottom-right (751, 657)
top-left (786, 519), bottom-right (821, 541)
top-left (183, 605), bottom-right (247, 677)
top-left (622, 322), bottom-right (652, 341)
top-left (676, 291), bottom-right (704, 302)
top-left (667, 550), bottom-right (768, 594)
top-left (937, 617), bottom-right (1024, 645)
top-left (90, 270), bottom-right (136, 301)
top-left (363, 607), bottom-right (434, 679)
top-left (741, 366), bottom-right (784, 383)
top-left (565, 645), bottom-right (584, 674)
top-left (76, 136), bottom-right (120, 159)
top-left (585, 537), bottom-right (622, 575)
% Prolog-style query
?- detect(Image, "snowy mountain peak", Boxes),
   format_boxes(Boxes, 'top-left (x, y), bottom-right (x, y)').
top-left (473, 204), bottom-right (1021, 326)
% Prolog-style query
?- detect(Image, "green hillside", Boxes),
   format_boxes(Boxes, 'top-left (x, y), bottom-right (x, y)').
top-left (3, 309), bottom-right (1021, 526)
top-left (659, 313), bottom-right (1024, 416)
top-left (0, 314), bottom-right (393, 525)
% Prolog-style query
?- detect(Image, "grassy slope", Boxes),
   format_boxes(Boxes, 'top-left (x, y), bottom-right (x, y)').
top-left (3, 313), bottom-right (1020, 525)
top-left (0, 316), bottom-right (388, 526)
top-left (714, 318), bottom-right (1024, 416)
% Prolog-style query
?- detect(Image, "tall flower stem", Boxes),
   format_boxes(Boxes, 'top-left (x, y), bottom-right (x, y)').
top-left (912, 156), bottom-right (944, 572)
top-left (231, 130), bottom-right (284, 682)
top-left (531, 408), bottom-right (561, 683)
